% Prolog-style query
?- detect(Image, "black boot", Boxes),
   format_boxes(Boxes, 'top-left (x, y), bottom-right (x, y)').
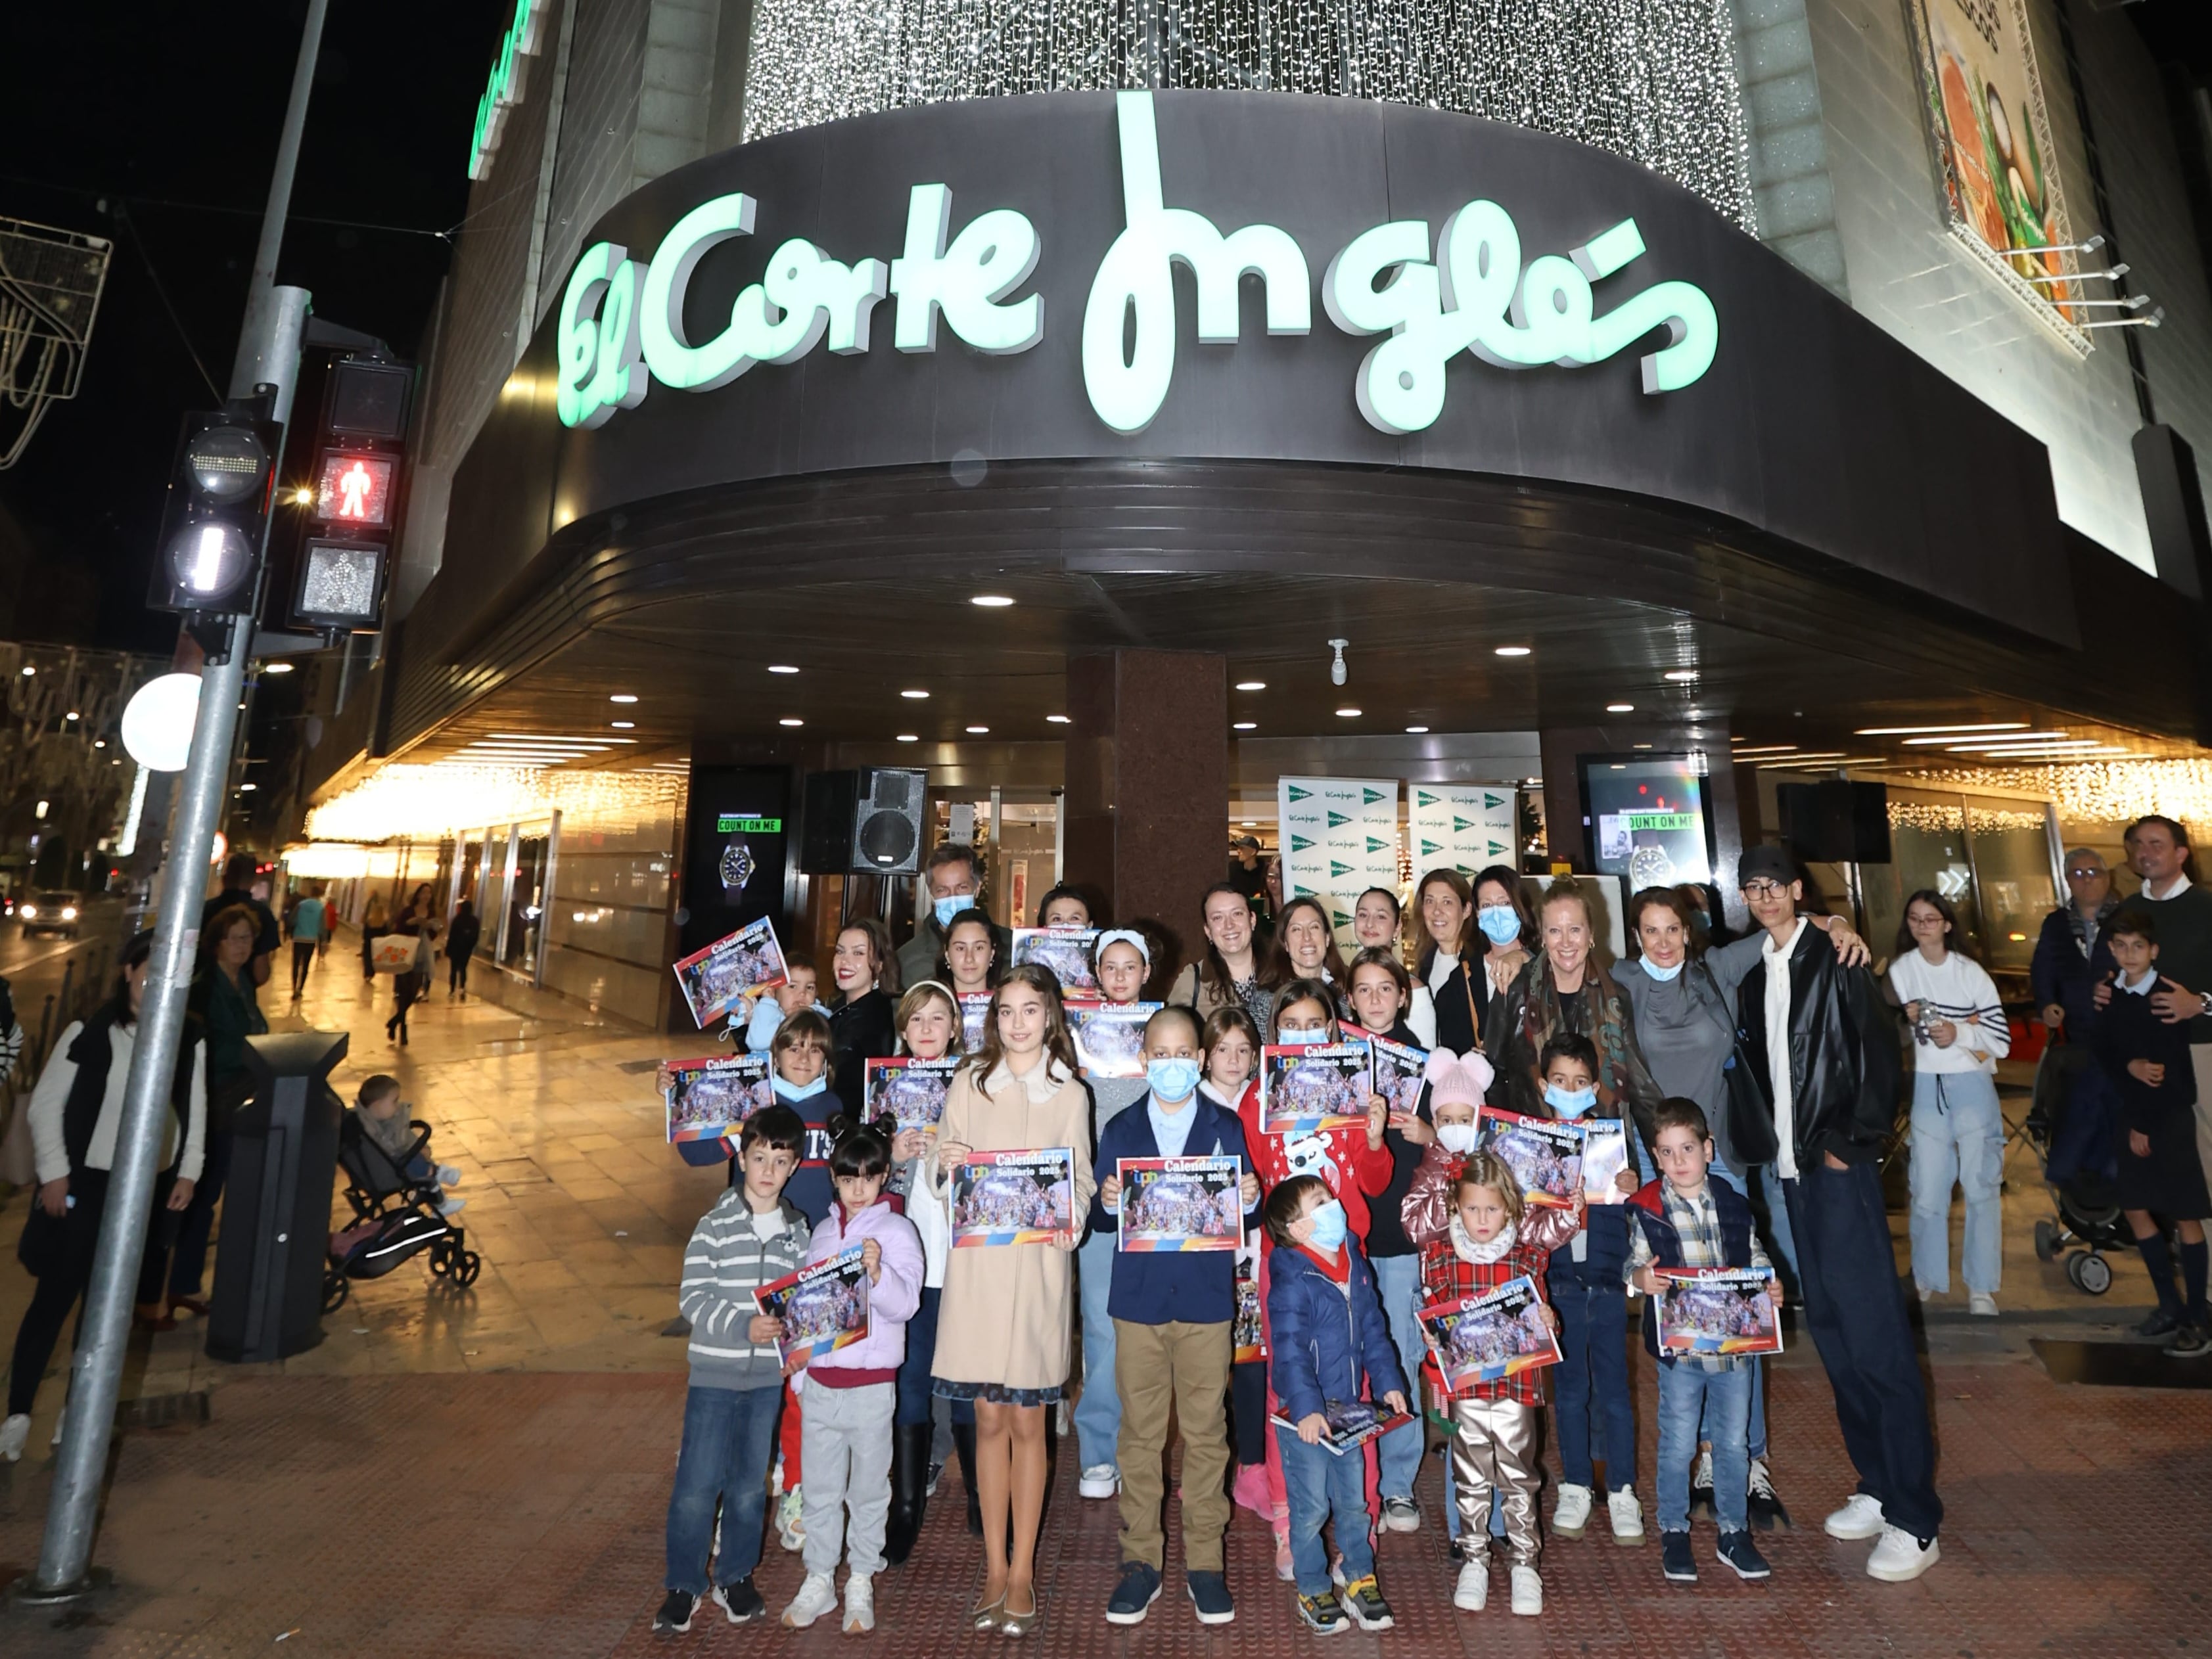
top-left (885, 1422), bottom-right (931, 1565)
top-left (952, 1420), bottom-right (982, 1536)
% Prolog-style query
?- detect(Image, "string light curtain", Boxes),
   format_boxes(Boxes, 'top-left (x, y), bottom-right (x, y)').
top-left (739, 0), bottom-right (1759, 229)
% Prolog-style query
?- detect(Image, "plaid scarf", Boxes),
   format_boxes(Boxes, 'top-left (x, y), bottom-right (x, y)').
top-left (1511, 953), bottom-right (1648, 1114)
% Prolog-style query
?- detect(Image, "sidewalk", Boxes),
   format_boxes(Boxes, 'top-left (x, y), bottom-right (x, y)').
top-left (0, 944), bottom-right (2207, 1652)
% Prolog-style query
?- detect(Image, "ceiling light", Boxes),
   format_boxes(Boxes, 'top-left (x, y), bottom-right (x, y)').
top-left (1632, 742), bottom-right (1653, 749)
top-left (1335, 707), bottom-right (1362, 717)
top-left (1046, 714), bottom-right (1071, 725)
top-left (779, 717), bottom-right (804, 727)
top-left (1605, 702), bottom-right (1633, 713)
top-left (1730, 744), bottom-right (1798, 756)
top-left (1945, 737), bottom-right (2101, 753)
top-left (1493, 645), bottom-right (1531, 658)
top-left (239, 783), bottom-right (257, 792)
top-left (93, 739), bottom-right (104, 748)
top-left (1233, 721), bottom-right (1256, 731)
top-left (609, 693), bottom-right (639, 703)
top-left (18, 666), bottom-right (31, 676)
top-left (488, 733), bottom-right (626, 743)
top-left (1664, 670), bottom-right (1698, 682)
top-left (1855, 721), bottom-right (2028, 736)
top-left (1241, 820), bottom-right (1256, 827)
top-left (965, 724), bottom-right (990, 733)
top-left (262, 662), bottom-right (294, 675)
top-left (767, 666), bottom-right (799, 675)
top-left (1235, 680), bottom-right (1266, 691)
top-left (901, 689), bottom-right (930, 700)
top-left (896, 734), bottom-right (918, 743)
top-left (1406, 725), bottom-right (1430, 734)
top-left (1902, 729), bottom-right (2059, 745)
top-left (970, 594), bottom-right (1014, 608)
top-left (610, 721), bottom-right (635, 729)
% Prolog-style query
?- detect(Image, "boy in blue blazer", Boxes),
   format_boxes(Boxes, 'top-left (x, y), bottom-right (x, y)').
top-left (1091, 1006), bottom-right (1261, 1629)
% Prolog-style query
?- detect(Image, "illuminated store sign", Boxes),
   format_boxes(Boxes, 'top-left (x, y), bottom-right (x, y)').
top-left (469, 0), bottom-right (551, 182)
top-left (555, 91), bottom-right (1717, 437)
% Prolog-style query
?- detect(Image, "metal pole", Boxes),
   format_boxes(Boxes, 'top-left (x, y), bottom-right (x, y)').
top-left (25, 0), bottom-right (326, 1600)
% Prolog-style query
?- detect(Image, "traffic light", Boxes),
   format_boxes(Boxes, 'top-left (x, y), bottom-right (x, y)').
top-left (288, 353), bottom-right (411, 633)
top-left (147, 409), bottom-right (283, 616)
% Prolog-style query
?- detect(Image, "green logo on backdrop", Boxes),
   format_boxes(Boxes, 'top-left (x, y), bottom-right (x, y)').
top-left (1366, 836), bottom-right (1392, 853)
top-left (716, 815), bottom-right (782, 834)
top-left (1364, 788), bottom-right (1389, 806)
top-left (1454, 815), bottom-right (1475, 832)
top-left (1287, 785), bottom-right (1312, 803)
top-left (1485, 793), bottom-right (1505, 809)
top-left (1291, 834), bottom-right (1315, 852)
top-left (1330, 861), bottom-right (1355, 878)
top-left (1489, 840), bottom-right (1507, 856)
top-left (1327, 811), bottom-right (1352, 828)
top-left (1421, 838), bottom-right (1444, 856)
top-left (1416, 790), bottom-right (1438, 808)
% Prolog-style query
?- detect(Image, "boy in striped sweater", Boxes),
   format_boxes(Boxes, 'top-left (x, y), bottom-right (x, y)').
top-left (656, 1104), bottom-right (810, 1635)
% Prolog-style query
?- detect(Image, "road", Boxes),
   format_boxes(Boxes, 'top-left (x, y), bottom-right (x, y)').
top-left (0, 894), bottom-right (131, 1066)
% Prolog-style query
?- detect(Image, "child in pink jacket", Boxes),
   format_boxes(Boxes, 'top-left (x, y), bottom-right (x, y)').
top-left (783, 1116), bottom-right (925, 1635)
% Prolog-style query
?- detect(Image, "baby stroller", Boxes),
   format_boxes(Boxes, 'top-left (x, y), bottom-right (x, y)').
top-left (323, 1112), bottom-right (482, 1313)
top-left (2023, 1044), bottom-right (2129, 1295)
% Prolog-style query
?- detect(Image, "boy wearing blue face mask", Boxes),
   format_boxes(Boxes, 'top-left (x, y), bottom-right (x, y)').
top-left (1091, 1006), bottom-right (1260, 1627)
top-left (1537, 1032), bottom-right (1646, 1548)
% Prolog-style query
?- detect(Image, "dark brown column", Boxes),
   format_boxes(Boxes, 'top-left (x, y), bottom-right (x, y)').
top-left (1063, 650), bottom-right (1228, 976)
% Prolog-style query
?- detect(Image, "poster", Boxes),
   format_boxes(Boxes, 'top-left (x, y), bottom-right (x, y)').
top-left (1067, 1000), bottom-right (1158, 1079)
top-left (664, 1053), bottom-right (773, 1143)
top-left (1011, 927), bottom-right (1099, 999)
top-left (1276, 776), bottom-right (1400, 950)
top-left (1408, 784), bottom-right (1515, 879)
top-left (1655, 1267), bottom-right (1784, 1358)
top-left (1582, 1120), bottom-right (1634, 1204)
top-left (949, 1148), bottom-right (1078, 1246)
top-left (672, 916), bottom-right (789, 1029)
top-left (1476, 1106), bottom-right (1585, 1209)
top-left (1117, 1155), bottom-right (1243, 1252)
top-left (1908, 0), bottom-right (2083, 337)
top-left (864, 1056), bottom-right (959, 1133)
top-left (754, 1246), bottom-right (871, 1369)
top-left (1417, 1275), bottom-right (1563, 1393)
top-left (1369, 1034), bottom-right (1429, 1121)
top-left (959, 992), bottom-right (992, 1051)
top-left (1259, 1039), bottom-right (1373, 1134)
top-left (1268, 1399), bottom-right (1417, 1457)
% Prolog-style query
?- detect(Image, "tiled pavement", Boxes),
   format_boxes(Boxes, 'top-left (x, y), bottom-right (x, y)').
top-left (1, 939), bottom-right (2208, 1652)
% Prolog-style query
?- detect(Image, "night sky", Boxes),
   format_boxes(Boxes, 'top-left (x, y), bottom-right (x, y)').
top-left (0, 1), bottom-right (503, 653)
top-left (2, 2), bottom-right (2209, 659)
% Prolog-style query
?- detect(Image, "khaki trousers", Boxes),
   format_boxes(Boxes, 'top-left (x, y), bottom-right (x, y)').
top-left (1113, 1318), bottom-right (1233, 1572)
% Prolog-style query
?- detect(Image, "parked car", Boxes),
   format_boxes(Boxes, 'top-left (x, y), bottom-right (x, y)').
top-left (20, 891), bottom-right (81, 938)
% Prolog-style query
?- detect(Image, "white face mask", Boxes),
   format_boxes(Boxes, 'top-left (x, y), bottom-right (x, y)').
top-left (1435, 1120), bottom-right (1479, 1156)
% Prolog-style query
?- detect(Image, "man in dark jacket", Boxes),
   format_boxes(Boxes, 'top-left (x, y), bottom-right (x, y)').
top-left (893, 842), bottom-right (1013, 994)
top-left (1726, 846), bottom-right (1937, 1584)
top-left (2029, 850), bottom-right (2121, 1179)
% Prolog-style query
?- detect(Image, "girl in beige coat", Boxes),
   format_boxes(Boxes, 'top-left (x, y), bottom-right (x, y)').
top-left (933, 965), bottom-right (1095, 1636)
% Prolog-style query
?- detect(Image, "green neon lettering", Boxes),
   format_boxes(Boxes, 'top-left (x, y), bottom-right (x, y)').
top-left (556, 241), bottom-right (645, 429)
top-left (468, 0), bottom-right (549, 181)
top-left (1082, 90), bottom-right (1311, 435)
top-left (888, 184), bottom-right (1042, 355)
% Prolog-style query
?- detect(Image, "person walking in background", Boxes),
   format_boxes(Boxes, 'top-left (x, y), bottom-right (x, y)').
top-left (386, 915), bottom-right (436, 1047)
top-left (287, 883), bottom-right (328, 1000)
top-left (1886, 890), bottom-right (2010, 1317)
top-left (445, 899), bottom-right (481, 999)
top-left (360, 892), bottom-right (390, 983)
top-left (203, 852), bottom-right (279, 989)
top-left (163, 903), bottom-right (269, 1325)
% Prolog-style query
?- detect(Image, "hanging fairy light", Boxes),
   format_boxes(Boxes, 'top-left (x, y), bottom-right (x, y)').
top-left (1901, 758), bottom-right (2212, 829)
top-left (305, 763), bottom-right (687, 842)
top-left (739, 0), bottom-right (1757, 229)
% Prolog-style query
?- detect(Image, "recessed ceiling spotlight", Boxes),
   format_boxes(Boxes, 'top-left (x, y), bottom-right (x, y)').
top-left (609, 693), bottom-right (639, 702)
top-left (766, 666), bottom-right (799, 675)
top-left (610, 721), bottom-right (635, 729)
top-left (262, 663), bottom-right (293, 675)
top-left (1406, 725), bottom-right (1430, 734)
top-left (1233, 721), bottom-right (1257, 731)
top-left (965, 724), bottom-right (990, 733)
top-left (971, 595), bottom-right (1015, 608)
top-left (1632, 742), bottom-right (1653, 749)
top-left (1664, 670), bottom-right (1698, 682)
top-left (1235, 680), bottom-right (1266, 691)
top-left (896, 733), bottom-right (918, 742)
top-left (901, 689), bottom-right (930, 700)
top-left (1046, 714), bottom-right (1071, 725)
top-left (1335, 707), bottom-right (1362, 717)
top-left (779, 717), bottom-right (804, 727)
top-left (1606, 702), bottom-right (1633, 713)
top-left (1494, 645), bottom-right (1531, 658)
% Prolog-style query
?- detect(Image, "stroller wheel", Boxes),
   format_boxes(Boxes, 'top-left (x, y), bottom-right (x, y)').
top-left (457, 1252), bottom-right (482, 1287)
top-left (428, 1239), bottom-right (453, 1277)
top-left (2034, 1219), bottom-right (2058, 1261)
top-left (2076, 1253), bottom-right (2113, 1296)
top-left (322, 1265), bottom-right (350, 1314)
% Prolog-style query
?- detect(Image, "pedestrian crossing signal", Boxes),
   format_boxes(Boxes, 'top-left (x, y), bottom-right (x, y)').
top-left (311, 450), bottom-right (396, 528)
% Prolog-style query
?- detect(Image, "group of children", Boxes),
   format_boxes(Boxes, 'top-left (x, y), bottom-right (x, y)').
top-left (651, 908), bottom-right (1788, 1639)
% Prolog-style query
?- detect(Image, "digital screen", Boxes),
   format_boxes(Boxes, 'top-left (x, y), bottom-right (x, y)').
top-left (1584, 756), bottom-right (1712, 888)
top-left (313, 451), bottom-right (397, 526)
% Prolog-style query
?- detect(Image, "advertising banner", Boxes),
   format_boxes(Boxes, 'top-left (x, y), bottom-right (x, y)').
top-left (1408, 784), bottom-right (1515, 879)
top-left (1277, 776), bottom-right (1400, 948)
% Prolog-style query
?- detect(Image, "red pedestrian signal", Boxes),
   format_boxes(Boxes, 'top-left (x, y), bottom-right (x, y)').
top-left (311, 450), bottom-right (396, 527)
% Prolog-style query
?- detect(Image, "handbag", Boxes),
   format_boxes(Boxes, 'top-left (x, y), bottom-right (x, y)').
top-left (16, 1200), bottom-right (69, 1279)
top-left (371, 934), bottom-right (418, 974)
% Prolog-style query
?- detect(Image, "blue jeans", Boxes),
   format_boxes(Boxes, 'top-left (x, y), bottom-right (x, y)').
top-left (1550, 1273), bottom-right (1635, 1492)
top-left (1074, 1227), bottom-right (1120, 1469)
top-left (1785, 1160), bottom-right (1943, 1540)
top-left (665, 1383), bottom-right (782, 1593)
top-left (1755, 1163), bottom-right (1801, 1292)
top-left (1908, 1069), bottom-right (2004, 1295)
top-left (1370, 1252), bottom-right (1426, 1501)
top-left (1705, 1162), bottom-right (1770, 1461)
top-left (1276, 1424), bottom-right (1375, 1595)
top-left (1657, 1361), bottom-right (1751, 1534)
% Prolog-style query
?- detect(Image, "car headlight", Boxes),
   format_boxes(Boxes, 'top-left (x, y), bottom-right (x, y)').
top-left (20, 905), bottom-right (35, 918)
top-left (60, 907), bottom-right (77, 920)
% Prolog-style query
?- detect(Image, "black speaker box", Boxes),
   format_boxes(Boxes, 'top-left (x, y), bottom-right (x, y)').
top-left (802, 767), bottom-right (929, 875)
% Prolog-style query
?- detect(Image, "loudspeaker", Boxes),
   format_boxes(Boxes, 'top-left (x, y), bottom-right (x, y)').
top-left (1778, 781), bottom-right (1891, 866)
top-left (802, 767), bottom-right (928, 875)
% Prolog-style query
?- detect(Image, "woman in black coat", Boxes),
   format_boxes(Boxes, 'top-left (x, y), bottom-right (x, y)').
top-left (826, 917), bottom-right (900, 1118)
top-left (446, 899), bottom-right (482, 998)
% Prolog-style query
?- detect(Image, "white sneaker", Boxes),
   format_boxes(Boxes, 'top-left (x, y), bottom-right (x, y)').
top-left (434, 1195), bottom-right (467, 1216)
top-left (1605, 1486), bottom-right (1644, 1544)
top-left (1969, 1292), bottom-right (1998, 1317)
top-left (1078, 1463), bottom-right (1120, 1499)
top-left (51, 1405), bottom-right (65, 1447)
top-left (1452, 1557), bottom-right (1488, 1611)
top-left (1550, 1482), bottom-right (1593, 1538)
top-left (842, 1572), bottom-right (875, 1633)
top-left (0, 1413), bottom-right (26, 1462)
top-left (776, 1487), bottom-right (806, 1551)
top-left (1509, 1564), bottom-right (1542, 1616)
top-left (1824, 1493), bottom-right (1885, 1540)
top-left (436, 1164), bottom-right (463, 1187)
top-left (781, 1572), bottom-right (839, 1627)
top-left (1866, 1525), bottom-right (1941, 1582)
top-left (1918, 1284), bottom-right (1935, 1303)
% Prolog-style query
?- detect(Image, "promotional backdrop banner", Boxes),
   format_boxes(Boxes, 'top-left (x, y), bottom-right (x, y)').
top-left (1408, 784), bottom-right (1516, 879)
top-left (1278, 776), bottom-right (1400, 947)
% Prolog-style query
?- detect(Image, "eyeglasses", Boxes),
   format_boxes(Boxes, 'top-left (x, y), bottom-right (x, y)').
top-left (2065, 867), bottom-right (2104, 879)
top-left (1741, 880), bottom-right (1789, 899)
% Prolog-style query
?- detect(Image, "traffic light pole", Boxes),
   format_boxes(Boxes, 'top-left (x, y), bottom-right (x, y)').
top-left (23, 0), bottom-right (327, 1603)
